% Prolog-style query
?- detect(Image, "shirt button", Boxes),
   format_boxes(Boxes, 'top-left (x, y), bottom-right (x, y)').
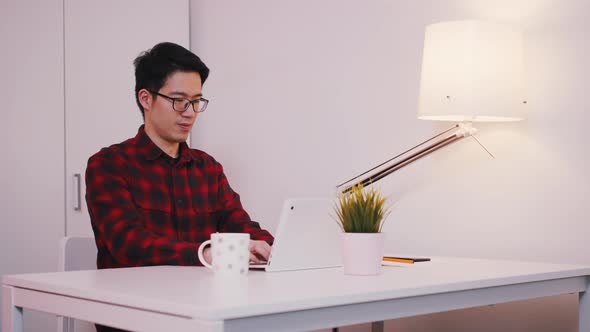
top-left (177, 199), bottom-right (184, 205)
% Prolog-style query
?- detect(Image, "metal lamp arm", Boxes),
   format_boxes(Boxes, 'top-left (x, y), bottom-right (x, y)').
top-left (337, 123), bottom-right (485, 194)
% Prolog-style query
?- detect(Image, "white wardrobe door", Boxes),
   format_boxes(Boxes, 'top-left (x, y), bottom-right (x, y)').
top-left (0, 1), bottom-right (65, 331)
top-left (65, 0), bottom-right (190, 237)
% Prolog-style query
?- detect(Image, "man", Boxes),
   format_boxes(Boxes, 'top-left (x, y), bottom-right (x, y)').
top-left (86, 42), bottom-right (273, 331)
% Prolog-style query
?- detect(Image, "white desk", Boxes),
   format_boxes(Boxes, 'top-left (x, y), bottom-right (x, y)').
top-left (3, 257), bottom-right (590, 332)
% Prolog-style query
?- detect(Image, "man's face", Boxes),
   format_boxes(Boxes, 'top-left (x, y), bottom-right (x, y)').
top-left (142, 71), bottom-right (202, 144)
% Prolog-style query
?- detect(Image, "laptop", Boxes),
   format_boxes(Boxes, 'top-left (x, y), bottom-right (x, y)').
top-left (250, 198), bottom-right (343, 272)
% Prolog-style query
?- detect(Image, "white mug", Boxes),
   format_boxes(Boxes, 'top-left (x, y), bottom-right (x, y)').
top-left (197, 233), bottom-right (250, 277)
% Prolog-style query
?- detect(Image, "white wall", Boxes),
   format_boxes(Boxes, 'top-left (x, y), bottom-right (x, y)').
top-left (0, 1), bottom-right (65, 331)
top-left (191, 0), bottom-right (590, 331)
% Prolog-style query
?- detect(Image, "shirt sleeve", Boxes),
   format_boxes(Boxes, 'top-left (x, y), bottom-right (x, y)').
top-left (215, 163), bottom-right (275, 245)
top-left (86, 151), bottom-right (202, 267)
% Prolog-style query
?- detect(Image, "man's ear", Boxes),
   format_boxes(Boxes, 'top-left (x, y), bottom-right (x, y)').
top-left (138, 89), bottom-right (153, 113)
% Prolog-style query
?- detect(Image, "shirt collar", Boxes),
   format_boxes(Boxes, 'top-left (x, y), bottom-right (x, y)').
top-left (135, 125), bottom-right (198, 163)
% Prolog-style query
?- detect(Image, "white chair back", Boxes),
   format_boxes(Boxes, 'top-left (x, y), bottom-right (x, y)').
top-left (57, 237), bottom-right (97, 332)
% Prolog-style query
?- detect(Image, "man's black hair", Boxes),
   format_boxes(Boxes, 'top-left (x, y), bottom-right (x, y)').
top-left (133, 42), bottom-right (209, 118)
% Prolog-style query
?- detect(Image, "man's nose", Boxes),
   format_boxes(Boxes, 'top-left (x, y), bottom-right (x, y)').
top-left (181, 108), bottom-right (196, 118)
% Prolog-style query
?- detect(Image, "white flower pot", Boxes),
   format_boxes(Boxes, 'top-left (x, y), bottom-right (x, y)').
top-left (340, 232), bottom-right (385, 275)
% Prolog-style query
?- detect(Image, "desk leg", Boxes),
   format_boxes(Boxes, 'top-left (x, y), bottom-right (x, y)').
top-left (2, 285), bottom-right (24, 332)
top-left (581, 279), bottom-right (590, 332)
top-left (371, 321), bottom-right (384, 332)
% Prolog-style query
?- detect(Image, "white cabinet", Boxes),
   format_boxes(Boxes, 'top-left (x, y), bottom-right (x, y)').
top-left (0, 0), bottom-right (189, 331)
top-left (0, 1), bottom-right (65, 331)
top-left (64, 0), bottom-right (190, 237)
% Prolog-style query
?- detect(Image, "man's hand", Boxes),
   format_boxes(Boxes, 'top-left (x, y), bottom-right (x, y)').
top-left (201, 247), bottom-right (213, 265)
top-left (249, 240), bottom-right (271, 264)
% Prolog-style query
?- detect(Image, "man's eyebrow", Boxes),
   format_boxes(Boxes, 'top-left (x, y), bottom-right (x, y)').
top-left (168, 91), bottom-right (203, 98)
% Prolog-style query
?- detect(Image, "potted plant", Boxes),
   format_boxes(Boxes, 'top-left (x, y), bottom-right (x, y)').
top-left (333, 183), bottom-right (391, 275)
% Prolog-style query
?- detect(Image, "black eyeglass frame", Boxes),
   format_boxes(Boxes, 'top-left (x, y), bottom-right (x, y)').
top-left (147, 90), bottom-right (209, 113)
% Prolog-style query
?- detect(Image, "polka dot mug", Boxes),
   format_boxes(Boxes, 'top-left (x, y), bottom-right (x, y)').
top-left (197, 233), bottom-right (250, 277)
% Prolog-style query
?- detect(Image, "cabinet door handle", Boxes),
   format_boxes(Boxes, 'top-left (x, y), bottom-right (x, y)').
top-left (73, 173), bottom-right (81, 211)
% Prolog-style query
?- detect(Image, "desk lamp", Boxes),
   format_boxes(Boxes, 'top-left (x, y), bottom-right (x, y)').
top-left (337, 20), bottom-right (526, 193)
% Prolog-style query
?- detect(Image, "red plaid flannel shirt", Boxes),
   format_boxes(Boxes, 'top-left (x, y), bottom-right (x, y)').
top-left (85, 126), bottom-right (273, 269)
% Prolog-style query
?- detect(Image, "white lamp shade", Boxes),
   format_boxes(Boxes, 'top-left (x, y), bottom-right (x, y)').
top-left (417, 20), bottom-right (526, 122)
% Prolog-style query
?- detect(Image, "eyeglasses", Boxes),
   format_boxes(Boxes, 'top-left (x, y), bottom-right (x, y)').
top-left (148, 90), bottom-right (209, 113)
